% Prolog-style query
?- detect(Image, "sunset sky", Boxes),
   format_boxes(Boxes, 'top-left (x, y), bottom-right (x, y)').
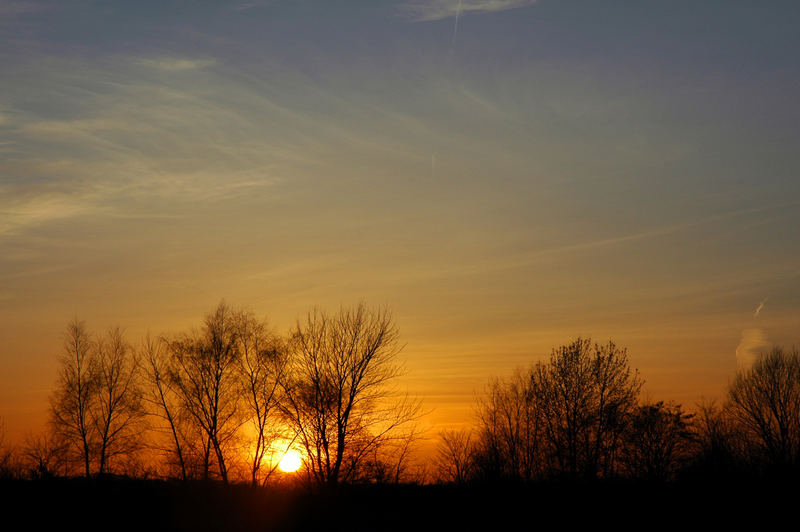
top-left (1, 0), bottom-right (799, 443)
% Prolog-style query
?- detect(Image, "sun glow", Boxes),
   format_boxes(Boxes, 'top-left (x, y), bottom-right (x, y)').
top-left (278, 450), bottom-right (303, 473)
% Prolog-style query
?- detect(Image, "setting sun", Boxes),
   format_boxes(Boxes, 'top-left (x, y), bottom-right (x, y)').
top-left (278, 450), bottom-right (303, 473)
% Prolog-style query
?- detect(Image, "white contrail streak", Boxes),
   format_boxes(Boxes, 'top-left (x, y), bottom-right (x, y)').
top-left (451, 0), bottom-right (463, 46)
top-left (754, 298), bottom-right (767, 318)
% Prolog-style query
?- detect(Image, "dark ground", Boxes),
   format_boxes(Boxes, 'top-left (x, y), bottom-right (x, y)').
top-left (1, 476), bottom-right (797, 531)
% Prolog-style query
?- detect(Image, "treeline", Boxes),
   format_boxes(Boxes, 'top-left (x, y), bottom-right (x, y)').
top-left (433, 338), bottom-right (800, 484)
top-left (2, 303), bottom-right (799, 487)
top-left (1, 302), bottom-right (423, 486)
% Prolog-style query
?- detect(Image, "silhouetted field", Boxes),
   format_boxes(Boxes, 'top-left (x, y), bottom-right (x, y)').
top-left (2, 476), bottom-right (797, 531)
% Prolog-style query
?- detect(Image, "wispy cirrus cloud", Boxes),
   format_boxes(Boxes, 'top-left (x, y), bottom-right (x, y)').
top-left (135, 57), bottom-right (217, 72)
top-left (401, 0), bottom-right (538, 21)
top-left (0, 188), bottom-right (105, 236)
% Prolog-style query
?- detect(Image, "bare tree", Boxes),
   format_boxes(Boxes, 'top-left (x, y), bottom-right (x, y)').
top-left (532, 338), bottom-right (642, 479)
top-left (355, 423), bottom-right (424, 484)
top-left (92, 327), bottom-right (143, 475)
top-left (690, 400), bottom-right (748, 477)
top-left (281, 303), bottom-right (423, 485)
top-left (473, 369), bottom-right (543, 482)
top-left (22, 431), bottom-right (69, 479)
top-left (621, 401), bottom-right (695, 481)
top-left (435, 428), bottom-right (475, 484)
top-left (382, 424), bottom-right (425, 484)
top-left (0, 418), bottom-right (20, 479)
top-left (141, 333), bottom-right (192, 480)
top-left (50, 319), bottom-right (96, 477)
top-left (727, 346), bottom-right (800, 468)
top-left (167, 302), bottom-right (243, 483)
top-left (235, 309), bottom-right (291, 486)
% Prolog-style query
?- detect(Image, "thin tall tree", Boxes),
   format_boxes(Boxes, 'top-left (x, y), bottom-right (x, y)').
top-left (50, 319), bottom-right (96, 477)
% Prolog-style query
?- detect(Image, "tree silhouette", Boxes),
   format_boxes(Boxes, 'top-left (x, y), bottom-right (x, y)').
top-left (49, 321), bottom-right (143, 477)
top-left (49, 319), bottom-right (96, 477)
top-left (473, 369), bottom-right (542, 482)
top-left (531, 338), bottom-right (642, 479)
top-left (166, 302), bottom-right (243, 483)
top-left (622, 401), bottom-right (695, 481)
top-left (0, 418), bottom-right (20, 479)
top-left (234, 309), bottom-right (291, 486)
top-left (727, 346), bottom-right (800, 469)
top-left (687, 400), bottom-right (747, 478)
top-left (141, 333), bottom-right (192, 480)
top-left (435, 428), bottom-right (475, 484)
top-left (92, 327), bottom-right (143, 475)
top-left (281, 303), bottom-right (422, 485)
top-left (22, 431), bottom-right (69, 479)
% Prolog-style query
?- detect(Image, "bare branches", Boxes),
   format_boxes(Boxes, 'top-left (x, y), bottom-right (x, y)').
top-left (49, 319), bottom-right (97, 477)
top-left (49, 321), bottom-right (143, 477)
top-left (282, 303), bottom-right (422, 485)
top-left (140, 333), bottom-right (192, 481)
top-left (621, 401), bottom-right (695, 481)
top-left (165, 302), bottom-right (243, 483)
top-left (474, 370), bottom-right (543, 482)
top-left (727, 347), bottom-right (800, 467)
top-left (22, 432), bottom-right (69, 479)
top-left (533, 338), bottom-right (642, 479)
top-left (93, 327), bottom-right (144, 475)
top-left (234, 309), bottom-right (289, 487)
top-left (435, 429), bottom-right (475, 484)
top-left (472, 338), bottom-right (642, 482)
top-left (42, 302), bottom-right (424, 484)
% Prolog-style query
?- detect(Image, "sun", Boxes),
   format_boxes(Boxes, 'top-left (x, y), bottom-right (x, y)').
top-left (278, 450), bottom-right (303, 473)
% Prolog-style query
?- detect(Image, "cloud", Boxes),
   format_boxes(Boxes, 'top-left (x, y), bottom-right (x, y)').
top-left (0, 191), bottom-right (103, 236)
top-left (401, 0), bottom-right (538, 21)
top-left (735, 328), bottom-right (769, 369)
top-left (21, 118), bottom-right (128, 138)
top-left (136, 57), bottom-right (217, 72)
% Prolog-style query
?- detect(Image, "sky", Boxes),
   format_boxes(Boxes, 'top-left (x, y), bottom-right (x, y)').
top-left (1, 0), bottom-right (799, 443)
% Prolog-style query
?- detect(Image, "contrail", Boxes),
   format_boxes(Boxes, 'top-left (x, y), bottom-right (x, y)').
top-left (451, 0), bottom-right (463, 46)
top-left (754, 298), bottom-right (768, 318)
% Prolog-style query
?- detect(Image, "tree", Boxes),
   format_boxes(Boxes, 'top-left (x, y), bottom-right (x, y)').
top-left (166, 302), bottom-right (243, 483)
top-left (621, 401), bottom-right (695, 481)
top-left (727, 346), bottom-right (800, 469)
top-left (354, 423), bottom-right (424, 484)
top-left (473, 370), bottom-right (543, 482)
top-left (92, 327), bottom-right (143, 475)
top-left (141, 333), bottom-right (192, 481)
top-left (435, 428), bottom-right (475, 484)
top-left (50, 321), bottom-right (143, 477)
top-left (0, 418), bottom-right (20, 479)
top-left (281, 303), bottom-right (422, 485)
top-left (688, 399), bottom-right (747, 478)
top-left (22, 431), bottom-right (69, 479)
top-left (50, 319), bottom-right (96, 477)
top-left (234, 309), bottom-right (291, 486)
top-left (531, 338), bottom-right (642, 479)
